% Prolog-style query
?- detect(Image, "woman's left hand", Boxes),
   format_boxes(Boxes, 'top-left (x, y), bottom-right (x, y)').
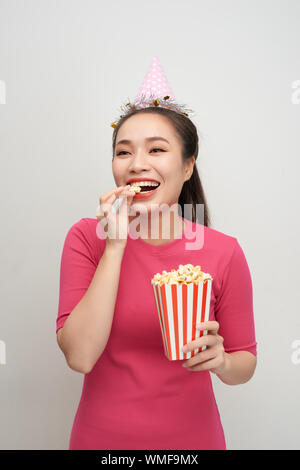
top-left (182, 321), bottom-right (228, 374)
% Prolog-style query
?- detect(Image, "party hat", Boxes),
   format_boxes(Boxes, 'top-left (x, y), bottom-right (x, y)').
top-left (110, 56), bottom-right (195, 128)
top-left (135, 56), bottom-right (176, 104)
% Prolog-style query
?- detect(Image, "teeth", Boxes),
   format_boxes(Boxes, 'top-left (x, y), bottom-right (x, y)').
top-left (130, 181), bottom-right (159, 187)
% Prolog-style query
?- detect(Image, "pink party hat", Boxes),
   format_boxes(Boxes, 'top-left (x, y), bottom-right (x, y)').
top-left (111, 56), bottom-right (195, 128)
top-left (135, 56), bottom-right (176, 104)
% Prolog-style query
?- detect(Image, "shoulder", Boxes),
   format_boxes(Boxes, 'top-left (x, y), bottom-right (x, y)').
top-left (65, 217), bottom-right (101, 236)
top-left (202, 225), bottom-right (252, 282)
top-left (203, 224), bottom-right (237, 246)
top-left (64, 217), bottom-right (95, 239)
top-left (63, 217), bottom-right (105, 262)
top-left (190, 220), bottom-right (238, 261)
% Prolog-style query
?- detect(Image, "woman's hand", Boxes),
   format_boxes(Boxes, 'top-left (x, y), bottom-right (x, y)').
top-left (96, 185), bottom-right (135, 250)
top-left (181, 321), bottom-right (228, 374)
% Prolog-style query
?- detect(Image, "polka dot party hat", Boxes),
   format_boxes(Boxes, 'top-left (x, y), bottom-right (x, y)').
top-left (135, 55), bottom-right (176, 103)
top-left (110, 56), bottom-right (195, 128)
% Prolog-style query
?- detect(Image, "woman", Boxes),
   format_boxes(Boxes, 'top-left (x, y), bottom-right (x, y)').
top-left (56, 106), bottom-right (257, 450)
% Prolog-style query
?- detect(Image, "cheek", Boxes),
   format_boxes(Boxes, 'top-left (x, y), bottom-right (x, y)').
top-left (160, 157), bottom-right (184, 180)
top-left (160, 171), bottom-right (185, 200)
top-left (159, 162), bottom-right (179, 182)
top-left (159, 177), bottom-right (183, 201)
top-left (112, 159), bottom-right (125, 182)
top-left (163, 168), bottom-right (185, 187)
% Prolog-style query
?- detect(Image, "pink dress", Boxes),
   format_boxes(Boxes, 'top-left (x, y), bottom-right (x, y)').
top-left (56, 216), bottom-right (257, 450)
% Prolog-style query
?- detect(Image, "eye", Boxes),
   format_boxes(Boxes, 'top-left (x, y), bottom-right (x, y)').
top-left (116, 148), bottom-right (166, 156)
top-left (116, 151), bottom-right (128, 156)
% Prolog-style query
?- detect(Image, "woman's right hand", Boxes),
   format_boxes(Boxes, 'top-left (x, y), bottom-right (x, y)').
top-left (96, 185), bottom-right (135, 250)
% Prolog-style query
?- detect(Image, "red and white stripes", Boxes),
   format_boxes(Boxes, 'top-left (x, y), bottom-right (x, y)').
top-left (152, 280), bottom-right (212, 360)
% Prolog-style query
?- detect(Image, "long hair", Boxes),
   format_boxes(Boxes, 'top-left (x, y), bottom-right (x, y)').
top-left (111, 106), bottom-right (211, 227)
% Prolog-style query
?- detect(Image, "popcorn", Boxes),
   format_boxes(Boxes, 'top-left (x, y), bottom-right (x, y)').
top-left (129, 184), bottom-right (142, 193)
top-left (151, 263), bottom-right (213, 361)
top-left (151, 264), bottom-right (213, 286)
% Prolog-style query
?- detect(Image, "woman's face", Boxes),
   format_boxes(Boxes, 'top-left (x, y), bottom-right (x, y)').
top-left (112, 113), bottom-right (195, 215)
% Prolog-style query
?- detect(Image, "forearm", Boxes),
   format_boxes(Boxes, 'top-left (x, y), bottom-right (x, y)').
top-left (60, 244), bottom-right (124, 372)
top-left (215, 351), bottom-right (257, 385)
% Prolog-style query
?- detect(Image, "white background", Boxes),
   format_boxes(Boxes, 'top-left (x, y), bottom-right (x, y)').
top-left (0, 0), bottom-right (299, 449)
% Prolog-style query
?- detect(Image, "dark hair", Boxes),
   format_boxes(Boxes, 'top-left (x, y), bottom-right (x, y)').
top-left (111, 106), bottom-right (211, 227)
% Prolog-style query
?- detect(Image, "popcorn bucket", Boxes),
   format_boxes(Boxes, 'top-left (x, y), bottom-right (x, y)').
top-left (152, 280), bottom-right (212, 360)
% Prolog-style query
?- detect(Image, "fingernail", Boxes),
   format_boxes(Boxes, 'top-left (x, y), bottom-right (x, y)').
top-left (182, 345), bottom-right (188, 353)
top-left (182, 363), bottom-right (187, 368)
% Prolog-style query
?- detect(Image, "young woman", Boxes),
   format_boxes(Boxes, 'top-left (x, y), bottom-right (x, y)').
top-left (56, 106), bottom-right (257, 450)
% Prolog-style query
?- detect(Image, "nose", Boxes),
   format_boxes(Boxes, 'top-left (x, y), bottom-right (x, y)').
top-left (127, 149), bottom-right (152, 172)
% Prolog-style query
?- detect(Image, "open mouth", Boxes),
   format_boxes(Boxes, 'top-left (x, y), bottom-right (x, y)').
top-left (127, 181), bottom-right (161, 193)
top-left (126, 180), bottom-right (161, 199)
top-left (138, 183), bottom-right (160, 192)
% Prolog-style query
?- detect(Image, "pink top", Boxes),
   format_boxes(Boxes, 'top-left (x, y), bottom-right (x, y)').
top-left (56, 216), bottom-right (257, 450)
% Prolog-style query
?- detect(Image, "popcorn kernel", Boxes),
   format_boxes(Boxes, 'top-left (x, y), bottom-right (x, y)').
top-left (151, 264), bottom-right (213, 286)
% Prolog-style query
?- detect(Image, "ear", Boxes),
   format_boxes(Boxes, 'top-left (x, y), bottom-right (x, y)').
top-left (184, 156), bottom-right (195, 182)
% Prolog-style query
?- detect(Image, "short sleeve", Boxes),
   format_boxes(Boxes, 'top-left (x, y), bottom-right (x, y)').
top-left (214, 239), bottom-right (257, 356)
top-left (56, 218), bottom-right (100, 334)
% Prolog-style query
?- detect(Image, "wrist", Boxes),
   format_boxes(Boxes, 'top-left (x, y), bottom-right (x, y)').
top-left (214, 352), bottom-right (231, 378)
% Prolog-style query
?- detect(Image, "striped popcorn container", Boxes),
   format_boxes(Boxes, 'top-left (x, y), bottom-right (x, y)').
top-left (152, 279), bottom-right (212, 360)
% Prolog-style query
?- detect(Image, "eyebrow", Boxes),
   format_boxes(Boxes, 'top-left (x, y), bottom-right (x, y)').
top-left (116, 136), bottom-right (170, 146)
